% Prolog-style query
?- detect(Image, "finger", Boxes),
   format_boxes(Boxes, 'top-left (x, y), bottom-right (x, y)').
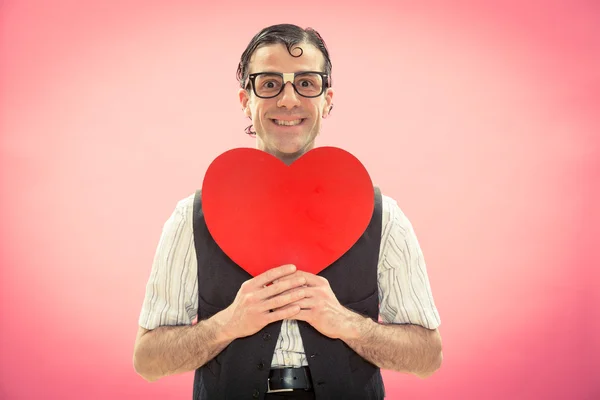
top-left (277, 286), bottom-right (317, 301)
top-left (276, 271), bottom-right (325, 287)
top-left (271, 303), bottom-right (300, 313)
top-left (258, 276), bottom-right (307, 300)
top-left (300, 273), bottom-right (327, 287)
top-left (280, 298), bottom-right (315, 310)
top-left (251, 264), bottom-right (297, 289)
top-left (289, 310), bottom-right (310, 322)
top-left (266, 304), bottom-right (301, 323)
top-left (261, 287), bottom-right (307, 312)
top-left (272, 271), bottom-right (303, 285)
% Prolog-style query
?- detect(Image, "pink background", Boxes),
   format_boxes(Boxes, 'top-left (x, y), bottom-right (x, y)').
top-left (1, 1), bottom-right (599, 399)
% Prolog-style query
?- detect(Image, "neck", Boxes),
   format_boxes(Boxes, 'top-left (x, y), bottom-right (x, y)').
top-left (256, 142), bottom-right (315, 165)
top-left (276, 151), bottom-right (304, 165)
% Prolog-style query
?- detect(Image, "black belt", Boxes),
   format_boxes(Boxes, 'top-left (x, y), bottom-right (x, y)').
top-left (267, 367), bottom-right (313, 392)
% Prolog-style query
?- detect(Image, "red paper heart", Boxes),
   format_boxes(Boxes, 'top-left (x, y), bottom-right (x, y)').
top-left (202, 147), bottom-right (374, 276)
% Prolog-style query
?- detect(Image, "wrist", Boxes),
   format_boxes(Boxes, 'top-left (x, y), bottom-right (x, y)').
top-left (340, 309), bottom-right (375, 342)
top-left (206, 308), bottom-right (236, 343)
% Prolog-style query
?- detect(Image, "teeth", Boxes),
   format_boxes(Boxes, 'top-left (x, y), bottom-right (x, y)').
top-left (274, 119), bottom-right (302, 126)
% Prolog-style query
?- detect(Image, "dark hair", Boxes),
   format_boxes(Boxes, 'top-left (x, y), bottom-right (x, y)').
top-left (237, 24), bottom-right (333, 87)
top-left (237, 24), bottom-right (333, 136)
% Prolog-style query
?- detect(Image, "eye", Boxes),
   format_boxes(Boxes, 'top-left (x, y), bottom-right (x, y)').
top-left (298, 79), bottom-right (314, 87)
top-left (259, 79), bottom-right (283, 91)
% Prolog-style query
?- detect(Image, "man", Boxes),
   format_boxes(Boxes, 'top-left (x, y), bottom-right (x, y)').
top-left (133, 24), bottom-right (442, 399)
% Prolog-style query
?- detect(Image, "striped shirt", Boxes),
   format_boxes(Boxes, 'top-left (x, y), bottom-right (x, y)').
top-left (138, 192), bottom-right (441, 368)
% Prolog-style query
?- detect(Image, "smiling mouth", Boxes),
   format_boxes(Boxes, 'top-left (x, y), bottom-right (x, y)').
top-left (271, 118), bottom-right (306, 126)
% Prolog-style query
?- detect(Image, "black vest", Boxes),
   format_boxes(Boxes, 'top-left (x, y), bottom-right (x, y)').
top-left (192, 188), bottom-right (385, 400)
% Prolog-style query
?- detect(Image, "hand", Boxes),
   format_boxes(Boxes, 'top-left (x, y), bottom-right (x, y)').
top-left (274, 271), bottom-right (362, 340)
top-left (217, 264), bottom-right (308, 340)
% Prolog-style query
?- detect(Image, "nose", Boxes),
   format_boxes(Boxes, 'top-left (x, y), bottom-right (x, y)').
top-left (277, 82), bottom-right (301, 109)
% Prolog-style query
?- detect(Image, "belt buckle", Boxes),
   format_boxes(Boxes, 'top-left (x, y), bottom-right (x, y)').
top-left (267, 378), bottom-right (294, 393)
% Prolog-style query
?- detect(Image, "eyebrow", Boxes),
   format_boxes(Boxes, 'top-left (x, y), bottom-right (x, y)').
top-left (250, 70), bottom-right (315, 74)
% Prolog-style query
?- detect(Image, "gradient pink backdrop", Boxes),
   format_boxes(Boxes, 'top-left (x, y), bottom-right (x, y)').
top-left (1, 1), bottom-right (599, 399)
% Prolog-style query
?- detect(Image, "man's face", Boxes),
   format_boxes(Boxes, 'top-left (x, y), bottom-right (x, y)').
top-left (239, 43), bottom-right (334, 164)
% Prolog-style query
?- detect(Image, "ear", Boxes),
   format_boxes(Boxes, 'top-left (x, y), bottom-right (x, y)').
top-left (322, 87), bottom-right (334, 118)
top-left (238, 88), bottom-right (252, 118)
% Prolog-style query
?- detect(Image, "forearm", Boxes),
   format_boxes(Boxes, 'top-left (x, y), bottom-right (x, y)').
top-left (133, 312), bottom-right (233, 382)
top-left (342, 314), bottom-right (442, 378)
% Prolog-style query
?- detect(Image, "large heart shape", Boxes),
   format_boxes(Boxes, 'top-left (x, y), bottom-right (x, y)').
top-left (201, 146), bottom-right (374, 276)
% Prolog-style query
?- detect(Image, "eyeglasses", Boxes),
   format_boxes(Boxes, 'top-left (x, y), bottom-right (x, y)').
top-left (246, 71), bottom-right (329, 99)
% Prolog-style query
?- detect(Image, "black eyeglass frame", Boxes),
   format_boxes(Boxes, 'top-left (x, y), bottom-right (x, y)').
top-left (245, 71), bottom-right (330, 99)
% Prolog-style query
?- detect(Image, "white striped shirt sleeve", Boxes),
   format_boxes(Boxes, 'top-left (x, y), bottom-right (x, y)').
top-left (138, 194), bottom-right (198, 329)
top-left (377, 195), bottom-right (441, 329)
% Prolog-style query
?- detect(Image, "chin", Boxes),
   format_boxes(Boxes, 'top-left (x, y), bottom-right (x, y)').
top-left (276, 144), bottom-right (304, 154)
top-left (256, 130), bottom-right (316, 160)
